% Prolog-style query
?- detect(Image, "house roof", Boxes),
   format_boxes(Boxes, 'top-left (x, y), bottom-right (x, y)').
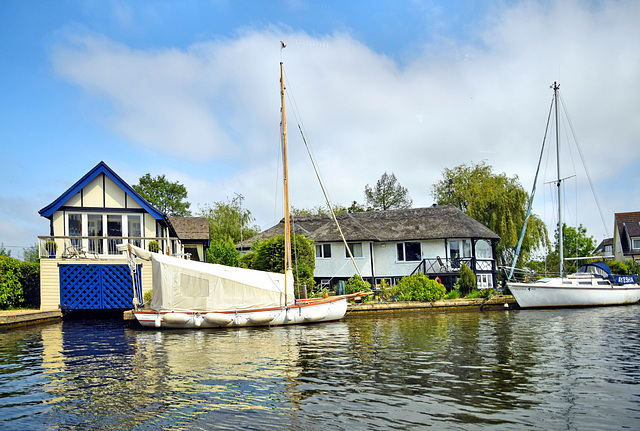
top-left (39, 161), bottom-right (165, 220)
top-left (615, 211), bottom-right (640, 255)
top-left (594, 237), bottom-right (613, 252)
top-left (168, 217), bottom-right (210, 242)
top-left (238, 205), bottom-right (500, 248)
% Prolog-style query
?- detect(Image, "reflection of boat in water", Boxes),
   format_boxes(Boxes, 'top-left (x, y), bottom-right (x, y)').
top-left (123, 60), bottom-right (361, 329)
top-left (508, 83), bottom-right (640, 308)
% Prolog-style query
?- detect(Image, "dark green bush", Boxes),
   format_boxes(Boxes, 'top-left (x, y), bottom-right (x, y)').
top-left (345, 274), bottom-right (371, 294)
top-left (458, 264), bottom-right (477, 296)
top-left (206, 237), bottom-right (240, 267)
top-left (395, 273), bottom-right (446, 302)
top-left (0, 256), bottom-right (40, 309)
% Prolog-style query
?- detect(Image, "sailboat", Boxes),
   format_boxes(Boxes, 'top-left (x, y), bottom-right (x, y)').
top-left (122, 62), bottom-right (354, 328)
top-left (508, 82), bottom-right (640, 308)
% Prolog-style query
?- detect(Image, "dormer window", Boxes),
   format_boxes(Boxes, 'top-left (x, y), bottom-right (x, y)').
top-left (632, 238), bottom-right (640, 250)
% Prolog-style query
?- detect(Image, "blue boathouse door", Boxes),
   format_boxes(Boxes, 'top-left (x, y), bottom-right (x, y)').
top-left (59, 264), bottom-right (138, 310)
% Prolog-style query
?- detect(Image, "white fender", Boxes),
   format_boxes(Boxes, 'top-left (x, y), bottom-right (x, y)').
top-left (163, 313), bottom-right (190, 324)
top-left (154, 314), bottom-right (162, 328)
top-left (247, 312), bottom-right (275, 325)
top-left (203, 313), bottom-right (233, 326)
top-left (303, 307), bottom-right (328, 322)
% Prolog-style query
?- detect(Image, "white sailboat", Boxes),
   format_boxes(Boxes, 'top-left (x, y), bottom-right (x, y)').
top-left (508, 83), bottom-right (640, 308)
top-left (123, 61), bottom-right (356, 328)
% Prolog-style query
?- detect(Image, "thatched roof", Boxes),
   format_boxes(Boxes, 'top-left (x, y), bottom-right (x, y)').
top-left (238, 205), bottom-right (499, 248)
top-left (168, 217), bottom-right (210, 241)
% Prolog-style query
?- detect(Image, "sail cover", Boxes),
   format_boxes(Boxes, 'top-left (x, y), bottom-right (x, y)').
top-left (124, 245), bottom-right (295, 312)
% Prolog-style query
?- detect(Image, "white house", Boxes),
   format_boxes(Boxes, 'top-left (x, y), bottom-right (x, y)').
top-left (239, 205), bottom-right (500, 291)
top-left (613, 211), bottom-right (640, 263)
top-left (37, 161), bottom-right (208, 312)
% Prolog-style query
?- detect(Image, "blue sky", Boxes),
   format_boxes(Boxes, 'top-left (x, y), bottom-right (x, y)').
top-left (1, 0), bottom-right (639, 258)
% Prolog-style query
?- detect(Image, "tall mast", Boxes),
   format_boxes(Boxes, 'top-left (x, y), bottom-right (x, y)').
top-left (280, 62), bottom-right (292, 304)
top-left (553, 82), bottom-right (563, 277)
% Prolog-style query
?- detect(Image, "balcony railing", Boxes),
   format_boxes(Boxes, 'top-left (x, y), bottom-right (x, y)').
top-left (411, 256), bottom-right (495, 276)
top-left (37, 236), bottom-right (182, 260)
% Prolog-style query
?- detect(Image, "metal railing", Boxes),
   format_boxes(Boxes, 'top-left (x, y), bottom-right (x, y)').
top-left (37, 236), bottom-right (182, 259)
top-left (410, 256), bottom-right (495, 276)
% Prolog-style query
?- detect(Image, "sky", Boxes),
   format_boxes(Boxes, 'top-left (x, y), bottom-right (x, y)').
top-left (1, 0), bottom-right (639, 259)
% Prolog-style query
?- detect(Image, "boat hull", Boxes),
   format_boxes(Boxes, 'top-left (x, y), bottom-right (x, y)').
top-left (132, 296), bottom-right (348, 329)
top-left (509, 280), bottom-right (640, 308)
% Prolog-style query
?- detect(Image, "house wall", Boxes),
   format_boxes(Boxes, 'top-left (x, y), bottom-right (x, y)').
top-left (314, 241), bottom-right (373, 278)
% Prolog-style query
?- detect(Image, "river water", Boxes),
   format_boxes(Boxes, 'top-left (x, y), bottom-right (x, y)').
top-left (1, 306), bottom-right (639, 430)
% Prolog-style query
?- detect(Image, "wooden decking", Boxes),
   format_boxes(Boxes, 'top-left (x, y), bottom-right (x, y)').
top-left (0, 309), bottom-right (62, 329)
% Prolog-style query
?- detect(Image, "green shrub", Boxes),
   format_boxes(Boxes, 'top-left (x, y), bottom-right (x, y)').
top-left (345, 274), bottom-right (371, 294)
top-left (143, 289), bottom-right (152, 303)
top-left (0, 256), bottom-right (24, 309)
top-left (608, 261), bottom-right (630, 275)
top-left (206, 237), bottom-right (240, 267)
top-left (395, 273), bottom-right (446, 302)
top-left (458, 264), bottom-right (477, 296)
top-left (466, 288), bottom-right (496, 299)
top-left (377, 279), bottom-right (395, 301)
top-left (148, 241), bottom-right (160, 253)
top-left (444, 289), bottom-right (461, 300)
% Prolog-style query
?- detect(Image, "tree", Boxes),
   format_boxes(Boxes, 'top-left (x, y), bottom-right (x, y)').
top-left (431, 161), bottom-right (548, 267)
top-left (247, 234), bottom-right (316, 298)
top-left (198, 196), bottom-right (260, 244)
top-left (133, 173), bottom-right (191, 216)
top-left (22, 243), bottom-right (39, 263)
top-left (550, 223), bottom-right (596, 274)
top-left (364, 172), bottom-right (412, 211)
top-left (0, 243), bottom-right (11, 257)
top-left (206, 237), bottom-right (240, 267)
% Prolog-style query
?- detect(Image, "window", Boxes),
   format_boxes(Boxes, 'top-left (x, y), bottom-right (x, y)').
top-left (633, 239), bottom-right (640, 250)
top-left (87, 214), bottom-right (103, 254)
top-left (68, 214), bottom-right (82, 249)
top-left (107, 215), bottom-right (122, 254)
top-left (475, 240), bottom-right (492, 259)
top-left (345, 243), bottom-right (363, 258)
top-left (449, 239), bottom-right (471, 260)
top-left (315, 244), bottom-right (332, 258)
top-left (397, 242), bottom-right (421, 262)
top-left (128, 215), bottom-right (142, 247)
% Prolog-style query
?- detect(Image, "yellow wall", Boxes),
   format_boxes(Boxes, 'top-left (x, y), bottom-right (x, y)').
top-left (83, 175), bottom-right (103, 207)
top-left (40, 259), bottom-right (60, 311)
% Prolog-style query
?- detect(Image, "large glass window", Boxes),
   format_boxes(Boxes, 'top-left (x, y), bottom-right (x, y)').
top-left (345, 243), bottom-right (363, 258)
top-left (68, 214), bottom-right (82, 250)
top-left (128, 215), bottom-right (142, 247)
top-left (107, 215), bottom-right (122, 254)
top-left (87, 214), bottom-right (103, 254)
top-left (315, 244), bottom-right (332, 258)
top-left (449, 240), bottom-right (472, 259)
top-left (397, 242), bottom-right (421, 262)
top-left (476, 240), bottom-right (492, 259)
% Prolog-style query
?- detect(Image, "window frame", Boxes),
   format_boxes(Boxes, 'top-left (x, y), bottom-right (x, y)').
top-left (396, 241), bottom-right (422, 262)
top-left (345, 242), bottom-right (363, 259)
top-left (315, 243), bottom-right (332, 259)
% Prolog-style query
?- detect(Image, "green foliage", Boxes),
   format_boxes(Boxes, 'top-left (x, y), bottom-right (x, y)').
top-left (466, 288), bottom-right (496, 299)
top-left (206, 237), bottom-right (240, 267)
top-left (395, 273), bottom-right (446, 302)
top-left (148, 241), bottom-right (160, 253)
top-left (444, 289), bottom-right (461, 300)
top-left (22, 243), bottom-right (39, 263)
top-left (0, 256), bottom-right (39, 309)
top-left (458, 264), bottom-right (477, 296)
top-left (550, 224), bottom-right (596, 274)
top-left (377, 279), bottom-right (395, 301)
top-left (143, 289), bottom-right (152, 303)
top-left (247, 234), bottom-right (316, 298)
top-left (199, 196), bottom-right (260, 244)
top-left (238, 251), bottom-right (256, 269)
top-left (608, 261), bottom-right (630, 275)
top-left (345, 274), bottom-right (371, 294)
top-left (44, 240), bottom-right (57, 252)
top-left (0, 243), bottom-right (11, 257)
top-left (364, 172), bottom-right (413, 211)
top-left (431, 161), bottom-right (548, 267)
top-left (133, 173), bottom-right (191, 216)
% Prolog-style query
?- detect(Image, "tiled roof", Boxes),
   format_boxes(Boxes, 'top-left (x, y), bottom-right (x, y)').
top-left (168, 217), bottom-right (210, 241)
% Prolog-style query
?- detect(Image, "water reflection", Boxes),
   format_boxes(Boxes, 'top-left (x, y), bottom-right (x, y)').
top-left (1, 306), bottom-right (639, 430)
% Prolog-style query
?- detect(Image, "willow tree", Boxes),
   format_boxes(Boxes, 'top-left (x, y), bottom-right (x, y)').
top-left (431, 161), bottom-right (548, 267)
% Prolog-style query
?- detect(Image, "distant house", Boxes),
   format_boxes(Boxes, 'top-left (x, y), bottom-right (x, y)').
top-left (239, 205), bottom-right (500, 290)
top-left (37, 161), bottom-right (204, 312)
top-left (613, 211), bottom-right (640, 263)
top-left (594, 238), bottom-right (613, 257)
top-left (168, 217), bottom-right (210, 261)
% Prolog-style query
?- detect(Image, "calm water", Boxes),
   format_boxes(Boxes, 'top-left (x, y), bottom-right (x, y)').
top-left (1, 306), bottom-right (639, 430)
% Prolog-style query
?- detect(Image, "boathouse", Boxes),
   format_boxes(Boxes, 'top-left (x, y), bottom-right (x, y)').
top-left (238, 205), bottom-right (500, 291)
top-left (37, 161), bottom-right (205, 312)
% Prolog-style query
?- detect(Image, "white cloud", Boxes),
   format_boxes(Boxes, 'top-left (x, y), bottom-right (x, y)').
top-left (49, 0), bottom-right (640, 242)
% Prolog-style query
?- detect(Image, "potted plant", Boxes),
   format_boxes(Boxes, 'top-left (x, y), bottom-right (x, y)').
top-left (45, 240), bottom-right (57, 258)
top-left (148, 241), bottom-right (160, 253)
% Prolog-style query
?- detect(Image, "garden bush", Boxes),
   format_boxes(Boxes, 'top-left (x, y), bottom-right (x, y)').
top-left (457, 264), bottom-right (477, 296)
top-left (345, 274), bottom-right (371, 295)
top-left (395, 273), bottom-right (446, 302)
top-left (0, 256), bottom-right (39, 309)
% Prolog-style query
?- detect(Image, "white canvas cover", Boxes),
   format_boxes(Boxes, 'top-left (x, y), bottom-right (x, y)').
top-left (124, 245), bottom-right (295, 312)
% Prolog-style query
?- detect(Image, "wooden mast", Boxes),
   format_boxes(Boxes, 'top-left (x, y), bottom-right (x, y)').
top-left (280, 62), bottom-right (292, 305)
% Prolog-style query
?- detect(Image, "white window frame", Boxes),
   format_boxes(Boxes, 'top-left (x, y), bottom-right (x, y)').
top-left (345, 243), bottom-right (363, 258)
top-left (397, 241), bottom-right (422, 262)
top-left (315, 243), bottom-right (332, 259)
top-left (632, 238), bottom-right (640, 250)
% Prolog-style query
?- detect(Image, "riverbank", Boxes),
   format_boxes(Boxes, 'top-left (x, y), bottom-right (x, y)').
top-left (0, 309), bottom-right (62, 329)
top-left (346, 295), bottom-right (517, 316)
